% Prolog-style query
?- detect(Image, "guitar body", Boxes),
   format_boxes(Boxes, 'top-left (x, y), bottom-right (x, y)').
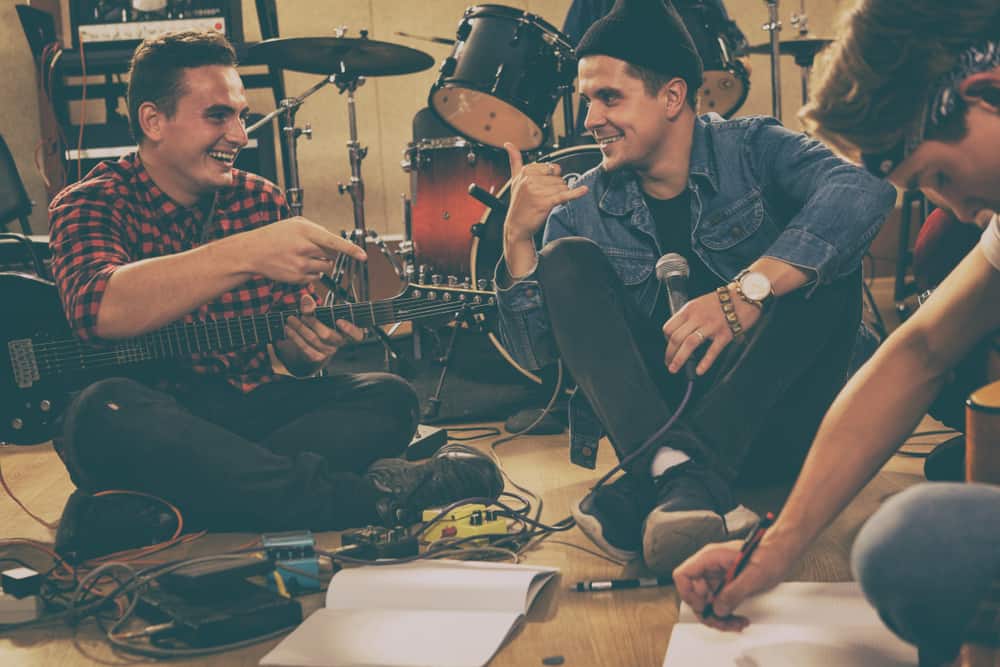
top-left (1, 273), bottom-right (79, 445)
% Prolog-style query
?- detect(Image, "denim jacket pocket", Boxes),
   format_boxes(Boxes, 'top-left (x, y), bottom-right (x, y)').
top-left (699, 191), bottom-right (766, 251)
top-left (602, 247), bottom-right (656, 285)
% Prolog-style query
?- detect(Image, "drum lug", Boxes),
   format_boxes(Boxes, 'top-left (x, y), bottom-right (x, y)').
top-left (457, 20), bottom-right (472, 42)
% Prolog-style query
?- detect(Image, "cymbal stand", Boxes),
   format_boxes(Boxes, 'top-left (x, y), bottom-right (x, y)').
top-left (762, 0), bottom-right (782, 121)
top-left (332, 71), bottom-right (373, 303)
top-left (789, 0), bottom-right (812, 106)
top-left (246, 75), bottom-right (331, 216)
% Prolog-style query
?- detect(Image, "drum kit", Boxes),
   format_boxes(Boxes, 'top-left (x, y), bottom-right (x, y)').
top-left (243, 1), bottom-right (832, 383)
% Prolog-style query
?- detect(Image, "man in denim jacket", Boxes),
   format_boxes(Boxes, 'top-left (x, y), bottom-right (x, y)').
top-left (494, 0), bottom-right (897, 573)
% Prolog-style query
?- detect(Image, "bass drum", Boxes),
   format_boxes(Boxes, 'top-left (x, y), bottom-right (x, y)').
top-left (470, 144), bottom-right (603, 383)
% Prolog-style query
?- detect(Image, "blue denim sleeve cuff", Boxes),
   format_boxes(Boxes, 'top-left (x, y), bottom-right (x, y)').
top-left (764, 228), bottom-right (837, 297)
top-left (494, 256), bottom-right (544, 312)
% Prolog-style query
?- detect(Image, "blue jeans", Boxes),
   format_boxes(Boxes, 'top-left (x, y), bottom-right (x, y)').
top-left (852, 483), bottom-right (1000, 666)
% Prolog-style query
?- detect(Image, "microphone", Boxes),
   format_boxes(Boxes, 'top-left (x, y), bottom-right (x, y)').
top-left (655, 253), bottom-right (696, 380)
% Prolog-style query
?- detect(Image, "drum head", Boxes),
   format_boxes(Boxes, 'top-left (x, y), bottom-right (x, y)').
top-left (698, 69), bottom-right (748, 117)
top-left (431, 86), bottom-right (544, 150)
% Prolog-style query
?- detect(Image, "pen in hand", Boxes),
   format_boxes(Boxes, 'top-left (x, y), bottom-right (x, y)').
top-left (702, 511), bottom-right (775, 619)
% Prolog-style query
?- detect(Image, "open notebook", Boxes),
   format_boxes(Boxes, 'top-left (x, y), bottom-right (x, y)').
top-left (664, 582), bottom-right (918, 666)
top-left (260, 559), bottom-right (558, 667)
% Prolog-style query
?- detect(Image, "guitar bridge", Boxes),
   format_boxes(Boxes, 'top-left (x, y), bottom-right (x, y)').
top-left (8, 339), bottom-right (40, 389)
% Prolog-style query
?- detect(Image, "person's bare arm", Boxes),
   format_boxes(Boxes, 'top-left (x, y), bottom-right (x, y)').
top-left (675, 246), bottom-right (1000, 625)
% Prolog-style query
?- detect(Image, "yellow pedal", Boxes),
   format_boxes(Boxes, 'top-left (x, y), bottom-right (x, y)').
top-left (420, 503), bottom-right (508, 542)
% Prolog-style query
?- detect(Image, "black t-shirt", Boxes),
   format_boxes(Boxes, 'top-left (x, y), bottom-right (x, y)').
top-left (643, 190), bottom-right (723, 317)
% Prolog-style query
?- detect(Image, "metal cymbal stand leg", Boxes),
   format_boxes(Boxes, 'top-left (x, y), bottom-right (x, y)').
top-left (762, 0), bottom-right (782, 121)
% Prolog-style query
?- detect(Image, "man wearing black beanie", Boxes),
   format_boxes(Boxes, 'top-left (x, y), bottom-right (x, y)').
top-left (494, 0), bottom-right (896, 574)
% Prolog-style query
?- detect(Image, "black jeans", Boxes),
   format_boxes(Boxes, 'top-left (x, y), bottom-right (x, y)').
top-left (537, 237), bottom-right (861, 484)
top-left (55, 372), bottom-right (419, 531)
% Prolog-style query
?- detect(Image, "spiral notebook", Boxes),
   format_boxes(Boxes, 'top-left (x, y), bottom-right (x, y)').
top-left (260, 559), bottom-right (558, 667)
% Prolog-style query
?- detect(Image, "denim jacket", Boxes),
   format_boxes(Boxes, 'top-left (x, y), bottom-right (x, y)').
top-left (495, 114), bottom-right (897, 468)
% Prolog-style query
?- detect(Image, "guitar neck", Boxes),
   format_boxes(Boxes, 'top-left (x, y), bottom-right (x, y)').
top-left (24, 285), bottom-right (493, 379)
top-left (125, 299), bottom-right (405, 361)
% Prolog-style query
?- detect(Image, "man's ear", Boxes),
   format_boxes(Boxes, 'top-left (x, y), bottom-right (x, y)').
top-left (662, 77), bottom-right (689, 119)
top-left (958, 68), bottom-right (1000, 112)
top-left (137, 101), bottom-right (164, 142)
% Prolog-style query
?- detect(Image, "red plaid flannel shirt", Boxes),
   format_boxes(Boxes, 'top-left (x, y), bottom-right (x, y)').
top-left (48, 153), bottom-right (312, 393)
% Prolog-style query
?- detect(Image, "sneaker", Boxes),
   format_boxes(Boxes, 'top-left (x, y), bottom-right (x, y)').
top-left (571, 473), bottom-right (646, 562)
top-left (642, 461), bottom-right (759, 574)
top-left (365, 443), bottom-right (504, 525)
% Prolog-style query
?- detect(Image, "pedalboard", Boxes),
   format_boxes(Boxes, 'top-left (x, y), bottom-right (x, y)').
top-left (137, 579), bottom-right (301, 647)
top-left (340, 525), bottom-right (419, 560)
top-left (261, 531), bottom-right (321, 593)
top-left (420, 503), bottom-right (508, 543)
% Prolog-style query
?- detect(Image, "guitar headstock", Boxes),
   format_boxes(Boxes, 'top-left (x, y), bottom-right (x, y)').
top-left (398, 280), bottom-right (497, 317)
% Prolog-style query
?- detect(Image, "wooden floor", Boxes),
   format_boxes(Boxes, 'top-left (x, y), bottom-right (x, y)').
top-left (0, 419), bottom-right (941, 667)
top-left (0, 278), bottom-right (947, 665)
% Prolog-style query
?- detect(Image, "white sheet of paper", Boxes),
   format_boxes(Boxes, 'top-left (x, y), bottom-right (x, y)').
top-left (665, 583), bottom-right (918, 667)
top-left (260, 608), bottom-right (523, 667)
top-left (259, 560), bottom-right (558, 667)
top-left (322, 559), bottom-right (556, 613)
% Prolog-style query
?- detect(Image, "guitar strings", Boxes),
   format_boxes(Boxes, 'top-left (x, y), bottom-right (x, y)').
top-left (28, 300), bottom-right (494, 370)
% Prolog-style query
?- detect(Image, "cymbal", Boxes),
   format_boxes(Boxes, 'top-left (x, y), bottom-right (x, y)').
top-left (246, 36), bottom-right (434, 76)
top-left (746, 37), bottom-right (833, 58)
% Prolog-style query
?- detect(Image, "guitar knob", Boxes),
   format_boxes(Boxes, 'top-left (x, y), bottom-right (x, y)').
top-left (447, 275), bottom-right (459, 286)
top-left (40, 400), bottom-right (51, 412)
top-left (431, 274), bottom-right (442, 285)
top-left (11, 418), bottom-right (23, 431)
top-left (477, 279), bottom-right (488, 291)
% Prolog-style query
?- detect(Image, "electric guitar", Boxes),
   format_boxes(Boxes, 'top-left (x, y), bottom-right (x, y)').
top-left (1, 272), bottom-right (496, 445)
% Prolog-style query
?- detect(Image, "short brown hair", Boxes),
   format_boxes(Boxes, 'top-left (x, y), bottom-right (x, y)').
top-left (127, 31), bottom-right (238, 142)
top-left (800, 0), bottom-right (1000, 162)
top-left (625, 62), bottom-right (698, 110)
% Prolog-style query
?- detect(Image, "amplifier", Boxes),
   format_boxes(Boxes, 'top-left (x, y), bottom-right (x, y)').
top-left (71, 0), bottom-right (243, 49)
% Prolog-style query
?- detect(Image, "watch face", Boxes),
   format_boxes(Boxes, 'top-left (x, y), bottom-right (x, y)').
top-left (740, 272), bottom-right (771, 301)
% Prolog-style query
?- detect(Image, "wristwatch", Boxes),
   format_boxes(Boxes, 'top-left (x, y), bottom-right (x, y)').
top-left (734, 269), bottom-right (774, 309)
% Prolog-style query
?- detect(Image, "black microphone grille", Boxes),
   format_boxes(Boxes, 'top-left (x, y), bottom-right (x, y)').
top-left (655, 253), bottom-right (689, 281)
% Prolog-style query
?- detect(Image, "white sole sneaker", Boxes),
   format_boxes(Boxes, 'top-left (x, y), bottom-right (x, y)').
top-left (571, 495), bottom-right (641, 563)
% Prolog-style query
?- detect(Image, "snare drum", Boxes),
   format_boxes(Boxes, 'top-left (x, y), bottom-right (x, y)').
top-left (403, 137), bottom-right (510, 279)
top-left (430, 4), bottom-right (577, 151)
top-left (470, 144), bottom-right (603, 382)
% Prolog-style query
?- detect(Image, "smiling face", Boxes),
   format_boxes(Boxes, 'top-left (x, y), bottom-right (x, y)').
top-left (578, 55), bottom-right (679, 175)
top-left (888, 102), bottom-right (1000, 224)
top-left (138, 65), bottom-right (249, 206)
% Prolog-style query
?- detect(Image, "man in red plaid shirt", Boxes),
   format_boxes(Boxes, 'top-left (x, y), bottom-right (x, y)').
top-left (48, 31), bottom-right (501, 544)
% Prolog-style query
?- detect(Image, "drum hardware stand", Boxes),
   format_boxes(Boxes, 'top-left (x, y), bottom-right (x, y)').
top-left (418, 279), bottom-right (491, 420)
top-left (246, 75), bottom-right (332, 217)
top-left (762, 0), bottom-right (783, 121)
top-left (789, 1), bottom-right (814, 107)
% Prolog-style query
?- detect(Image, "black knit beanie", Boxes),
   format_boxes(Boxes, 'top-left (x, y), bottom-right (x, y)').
top-left (576, 0), bottom-right (703, 92)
